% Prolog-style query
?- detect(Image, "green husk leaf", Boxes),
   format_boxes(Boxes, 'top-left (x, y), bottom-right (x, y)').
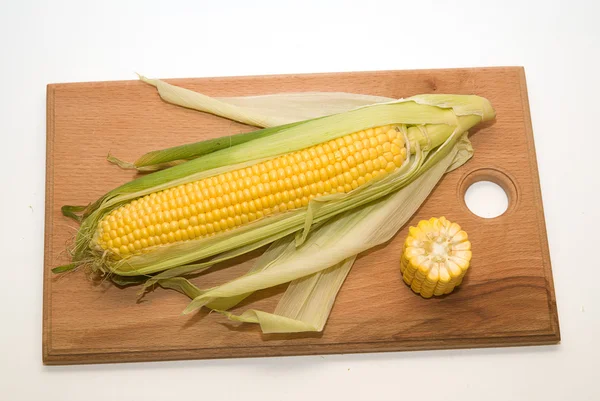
top-left (110, 274), bottom-right (149, 287)
top-left (107, 152), bottom-right (186, 172)
top-left (61, 205), bottom-right (87, 223)
top-left (126, 120), bottom-right (306, 170)
top-left (157, 277), bottom-right (250, 312)
top-left (51, 263), bottom-right (79, 274)
top-left (156, 277), bottom-right (203, 299)
top-left (106, 153), bottom-right (137, 170)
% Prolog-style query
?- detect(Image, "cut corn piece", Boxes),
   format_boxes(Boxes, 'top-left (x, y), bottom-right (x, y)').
top-left (400, 217), bottom-right (471, 298)
top-left (92, 125), bottom-right (407, 258)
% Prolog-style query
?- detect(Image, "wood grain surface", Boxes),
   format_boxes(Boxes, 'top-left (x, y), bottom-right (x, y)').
top-left (43, 67), bottom-right (560, 365)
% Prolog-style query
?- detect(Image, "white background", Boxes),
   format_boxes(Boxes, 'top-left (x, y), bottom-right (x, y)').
top-left (1, 0), bottom-right (599, 400)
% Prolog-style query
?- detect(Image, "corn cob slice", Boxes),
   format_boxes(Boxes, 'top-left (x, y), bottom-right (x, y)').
top-left (93, 125), bottom-right (407, 257)
top-left (400, 217), bottom-right (472, 298)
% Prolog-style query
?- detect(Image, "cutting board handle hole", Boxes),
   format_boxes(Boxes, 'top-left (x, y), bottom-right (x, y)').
top-left (459, 168), bottom-right (518, 219)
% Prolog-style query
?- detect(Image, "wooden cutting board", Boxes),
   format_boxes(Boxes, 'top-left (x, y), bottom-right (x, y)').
top-left (43, 67), bottom-right (560, 365)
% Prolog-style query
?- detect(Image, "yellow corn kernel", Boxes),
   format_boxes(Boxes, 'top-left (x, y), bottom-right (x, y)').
top-left (400, 217), bottom-right (471, 298)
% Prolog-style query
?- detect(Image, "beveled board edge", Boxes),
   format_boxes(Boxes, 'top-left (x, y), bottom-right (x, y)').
top-left (44, 334), bottom-right (560, 366)
top-left (43, 84), bottom-right (55, 364)
top-left (517, 68), bottom-right (560, 340)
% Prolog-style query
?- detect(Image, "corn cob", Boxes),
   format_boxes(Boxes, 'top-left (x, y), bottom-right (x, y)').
top-left (94, 126), bottom-right (407, 257)
top-left (400, 217), bottom-right (471, 298)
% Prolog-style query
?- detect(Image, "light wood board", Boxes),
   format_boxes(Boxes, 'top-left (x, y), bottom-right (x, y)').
top-left (43, 67), bottom-right (560, 365)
